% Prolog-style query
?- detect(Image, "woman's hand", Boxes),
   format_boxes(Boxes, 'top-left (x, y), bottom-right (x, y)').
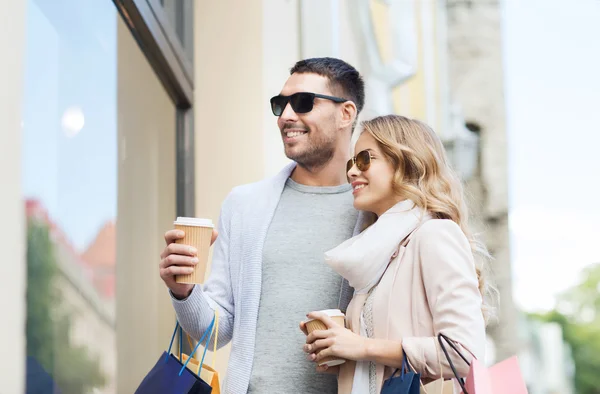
top-left (300, 320), bottom-right (340, 375)
top-left (302, 311), bottom-right (368, 364)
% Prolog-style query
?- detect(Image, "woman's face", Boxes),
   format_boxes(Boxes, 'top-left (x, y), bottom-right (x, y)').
top-left (347, 132), bottom-right (402, 216)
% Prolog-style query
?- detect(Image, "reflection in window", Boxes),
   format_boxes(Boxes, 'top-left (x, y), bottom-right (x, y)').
top-left (158, 0), bottom-right (194, 61)
top-left (22, 0), bottom-right (117, 392)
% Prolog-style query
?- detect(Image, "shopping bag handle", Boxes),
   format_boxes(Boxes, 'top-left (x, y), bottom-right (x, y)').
top-left (165, 315), bottom-right (216, 370)
top-left (179, 315), bottom-right (216, 376)
top-left (437, 333), bottom-right (470, 394)
top-left (212, 309), bottom-right (219, 368)
top-left (384, 353), bottom-right (412, 387)
top-left (166, 321), bottom-right (181, 363)
top-left (185, 309), bottom-right (220, 367)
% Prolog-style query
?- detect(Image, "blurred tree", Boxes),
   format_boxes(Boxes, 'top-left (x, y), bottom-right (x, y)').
top-left (26, 220), bottom-right (106, 394)
top-left (531, 263), bottom-right (600, 394)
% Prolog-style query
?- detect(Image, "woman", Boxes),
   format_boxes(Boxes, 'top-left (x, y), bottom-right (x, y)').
top-left (302, 115), bottom-right (494, 393)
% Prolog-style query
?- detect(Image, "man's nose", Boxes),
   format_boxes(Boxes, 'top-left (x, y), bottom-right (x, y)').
top-left (279, 101), bottom-right (298, 121)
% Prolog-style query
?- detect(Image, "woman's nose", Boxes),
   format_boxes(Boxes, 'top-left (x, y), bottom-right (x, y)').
top-left (347, 161), bottom-right (360, 180)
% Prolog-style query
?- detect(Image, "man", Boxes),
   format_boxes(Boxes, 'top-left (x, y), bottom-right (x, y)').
top-left (159, 57), bottom-right (365, 393)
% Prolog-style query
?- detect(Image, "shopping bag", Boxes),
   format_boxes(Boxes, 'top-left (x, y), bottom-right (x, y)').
top-left (134, 316), bottom-right (216, 394)
top-left (419, 337), bottom-right (455, 394)
top-left (179, 354), bottom-right (219, 393)
top-left (464, 357), bottom-right (527, 394)
top-left (438, 333), bottom-right (528, 394)
top-left (180, 310), bottom-right (221, 394)
top-left (420, 378), bottom-right (454, 394)
top-left (199, 364), bottom-right (220, 394)
top-left (381, 353), bottom-right (420, 394)
top-left (26, 356), bottom-right (63, 394)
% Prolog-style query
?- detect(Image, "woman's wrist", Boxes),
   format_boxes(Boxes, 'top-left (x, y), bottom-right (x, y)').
top-left (363, 338), bottom-right (404, 368)
top-left (363, 337), bottom-right (376, 361)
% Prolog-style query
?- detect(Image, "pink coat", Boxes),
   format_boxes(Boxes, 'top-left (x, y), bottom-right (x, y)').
top-left (337, 219), bottom-right (486, 394)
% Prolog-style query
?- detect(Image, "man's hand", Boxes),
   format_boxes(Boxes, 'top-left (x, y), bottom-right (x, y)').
top-left (159, 228), bottom-right (218, 299)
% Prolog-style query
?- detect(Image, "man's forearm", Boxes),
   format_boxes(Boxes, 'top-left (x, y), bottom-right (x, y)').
top-left (170, 285), bottom-right (195, 300)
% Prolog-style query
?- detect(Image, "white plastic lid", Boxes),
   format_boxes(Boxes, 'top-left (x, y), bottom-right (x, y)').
top-left (319, 309), bottom-right (344, 317)
top-left (306, 309), bottom-right (345, 322)
top-left (173, 217), bottom-right (214, 228)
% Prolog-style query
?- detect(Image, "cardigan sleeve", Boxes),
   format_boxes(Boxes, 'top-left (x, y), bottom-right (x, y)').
top-left (171, 192), bottom-right (236, 349)
top-left (402, 219), bottom-right (486, 379)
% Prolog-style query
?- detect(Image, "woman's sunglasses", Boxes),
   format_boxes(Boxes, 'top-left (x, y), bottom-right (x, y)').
top-left (270, 92), bottom-right (348, 116)
top-left (346, 150), bottom-right (374, 182)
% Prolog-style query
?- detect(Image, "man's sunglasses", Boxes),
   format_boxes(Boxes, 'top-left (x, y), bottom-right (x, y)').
top-left (270, 92), bottom-right (348, 116)
top-left (346, 150), bottom-right (374, 182)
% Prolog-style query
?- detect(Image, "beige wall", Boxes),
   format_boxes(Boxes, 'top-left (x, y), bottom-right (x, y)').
top-left (116, 16), bottom-right (177, 392)
top-left (194, 0), bottom-right (264, 378)
top-left (262, 0), bottom-right (299, 177)
top-left (0, 1), bottom-right (26, 392)
top-left (193, 0), bottom-right (303, 207)
top-left (194, 0), bottom-right (265, 225)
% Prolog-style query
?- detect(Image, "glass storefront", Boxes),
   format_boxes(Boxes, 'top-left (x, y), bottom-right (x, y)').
top-left (22, 1), bottom-right (117, 393)
top-left (21, 0), bottom-right (185, 392)
top-left (156, 0), bottom-right (194, 62)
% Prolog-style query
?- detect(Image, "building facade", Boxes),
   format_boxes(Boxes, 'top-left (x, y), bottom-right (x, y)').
top-left (445, 0), bottom-right (518, 362)
top-left (1, 1), bottom-right (513, 392)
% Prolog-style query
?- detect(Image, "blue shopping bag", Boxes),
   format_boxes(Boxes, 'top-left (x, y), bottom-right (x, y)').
top-left (134, 316), bottom-right (216, 394)
top-left (381, 353), bottom-right (420, 394)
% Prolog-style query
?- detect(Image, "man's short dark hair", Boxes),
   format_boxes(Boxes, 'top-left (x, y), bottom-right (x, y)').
top-left (290, 57), bottom-right (365, 115)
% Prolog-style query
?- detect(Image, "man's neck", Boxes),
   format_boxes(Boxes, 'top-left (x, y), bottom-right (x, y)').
top-left (290, 156), bottom-right (349, 187)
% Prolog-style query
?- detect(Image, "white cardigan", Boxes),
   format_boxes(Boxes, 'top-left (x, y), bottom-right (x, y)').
top-left (171, 163), bottom-right (364, 394)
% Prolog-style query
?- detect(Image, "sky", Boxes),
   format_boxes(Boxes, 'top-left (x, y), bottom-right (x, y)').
top-left (22, 0), bottom-right (117, 252)
top-left (502, 0), bottom-right (600, 311)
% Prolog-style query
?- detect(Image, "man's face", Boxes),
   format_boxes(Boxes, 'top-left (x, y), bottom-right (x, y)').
top-left (275, 73), bottom-right (343, 170)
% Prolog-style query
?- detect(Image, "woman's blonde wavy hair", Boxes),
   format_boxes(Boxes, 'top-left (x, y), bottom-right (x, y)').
top-left (359, 114), bottom-right (497, 323)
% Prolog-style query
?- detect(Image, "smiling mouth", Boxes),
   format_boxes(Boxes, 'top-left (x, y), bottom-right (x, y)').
top-left (285, 130), bottom-right (307, 138)
top-left (282, 129), bottom-right (308, 142)
top-left (353, 184), bottom-right (367, 194)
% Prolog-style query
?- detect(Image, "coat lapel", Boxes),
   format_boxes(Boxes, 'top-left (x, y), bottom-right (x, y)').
top-left (338, 293), bottom-right (367, 394)
top-left (242, 161), bottom-right (295, 287)
top-left (373, 246), bottom-right (409, 392)
top-left (236, 163), bottom-right (295, 373)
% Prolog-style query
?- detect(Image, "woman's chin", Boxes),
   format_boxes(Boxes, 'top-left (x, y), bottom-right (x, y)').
top-left (352, 195), bottom-right (371, 212)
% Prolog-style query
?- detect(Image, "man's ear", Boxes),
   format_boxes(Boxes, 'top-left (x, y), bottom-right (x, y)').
top-left (340, 101), bottom-right (358, 129)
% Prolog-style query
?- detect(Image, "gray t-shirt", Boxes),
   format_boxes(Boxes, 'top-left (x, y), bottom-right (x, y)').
top-left (247, 178), bottom-right (358, 394)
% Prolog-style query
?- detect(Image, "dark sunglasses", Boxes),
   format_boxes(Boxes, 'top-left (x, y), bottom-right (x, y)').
top-left (346, 150), bottom-right (374, 182)
top-left (270, 92), bottom-right (348, 116)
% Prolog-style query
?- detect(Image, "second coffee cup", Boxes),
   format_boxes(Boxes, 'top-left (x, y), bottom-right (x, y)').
top-left (305, 309), bottom-right (347, 367)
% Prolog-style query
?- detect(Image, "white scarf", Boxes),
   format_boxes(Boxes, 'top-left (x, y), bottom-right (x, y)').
top-left (325, 200), bottom-right (429, 294)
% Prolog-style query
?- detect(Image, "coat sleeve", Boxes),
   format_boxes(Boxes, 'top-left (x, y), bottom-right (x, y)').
top-left (401, 220), bottom-right (486, 379)
top-left (170, 192), bottom-right (236, 349)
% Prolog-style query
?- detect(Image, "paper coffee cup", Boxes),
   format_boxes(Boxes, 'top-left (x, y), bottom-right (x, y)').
top-left (305, 309), bottom-right (347, 367)
top-left (174, 217), bottom-right (214, 284)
